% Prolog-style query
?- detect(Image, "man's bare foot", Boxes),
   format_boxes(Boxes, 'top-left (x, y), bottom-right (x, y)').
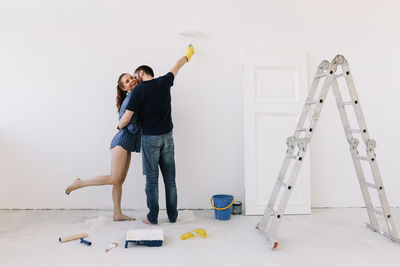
top-left (142, 218), bottom-right (157, 225)
top-left (113, 213), bottom-right (136, 221)
top-left (65, 178), bottom-right (82, 195)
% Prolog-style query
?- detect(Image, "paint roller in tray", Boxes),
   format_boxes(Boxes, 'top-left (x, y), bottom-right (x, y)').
top-left (125, 229), bottom-right (164, 248)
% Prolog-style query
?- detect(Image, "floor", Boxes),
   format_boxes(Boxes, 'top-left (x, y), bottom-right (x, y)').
top-left (0, 208), bottom-right (399, 267)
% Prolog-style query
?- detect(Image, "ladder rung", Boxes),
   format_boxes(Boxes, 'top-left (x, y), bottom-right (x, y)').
top-left (364, 182), bottom-right (379, 190)
top-left (354, 155), bottom-right (368, 161)
top-left (345, 128), bottom-right (362, 133)
top-left (315, 73), bottom-right (326, 78)
top-left (269, 209), bottom-right (277, 216)
top-left (305, 100), bottom-right (318, 105)
top-left (296, 128), bottom-right (307, 132)
top-left (286, 155), bottom-right (297, 159)
top-left (338, 101), bottom-right (353, 106)
top-left (334, 73), bottom-right (345, 78)
top-left (277, 180), bottom-right (289, 188)
top-left (277, 181), bottom-right (287, 187)
top-left (373, 208), bottom-right (383, 216)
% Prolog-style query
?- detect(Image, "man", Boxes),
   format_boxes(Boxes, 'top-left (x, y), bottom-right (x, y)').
top-left (117, 45), bottom-right (194, 224)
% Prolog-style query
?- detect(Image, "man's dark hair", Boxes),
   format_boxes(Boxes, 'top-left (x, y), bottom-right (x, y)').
top-left (134, 65), bottom-right (154, 77)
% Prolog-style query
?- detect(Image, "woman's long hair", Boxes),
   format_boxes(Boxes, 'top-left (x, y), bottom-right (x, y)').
top-left (116, 73), bottom-right (128, 113)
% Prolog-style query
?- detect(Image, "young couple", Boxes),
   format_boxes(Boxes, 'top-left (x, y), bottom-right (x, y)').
top-left (65, 45), bottom-right (195, 224)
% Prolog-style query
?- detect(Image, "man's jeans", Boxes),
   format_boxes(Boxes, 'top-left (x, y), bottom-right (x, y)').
top-left (141, 131), bottom-right (178, 224)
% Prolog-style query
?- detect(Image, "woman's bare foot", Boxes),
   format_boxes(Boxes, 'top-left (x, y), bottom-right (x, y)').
top-left (142, 218), bottom-right (158, 225)
top-left (65, 178), bottom-right (82, 195)
top-left (113, 213), bottom-right (136, 221)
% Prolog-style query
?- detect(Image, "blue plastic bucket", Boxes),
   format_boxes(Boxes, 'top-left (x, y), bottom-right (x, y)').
top-left (211, 194), bottom-right (234, 220)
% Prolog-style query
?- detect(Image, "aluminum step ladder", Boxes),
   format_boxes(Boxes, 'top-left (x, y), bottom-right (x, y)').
top-left (256, 55), bottom-right (400, 249)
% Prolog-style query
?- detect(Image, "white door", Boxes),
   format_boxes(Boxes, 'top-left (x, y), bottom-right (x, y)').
top-left (243, 50), bottom-right (311, 215)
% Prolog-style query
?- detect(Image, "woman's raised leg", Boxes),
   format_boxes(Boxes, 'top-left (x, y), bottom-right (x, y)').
top-left (65, 146), bottom-right (127, 194)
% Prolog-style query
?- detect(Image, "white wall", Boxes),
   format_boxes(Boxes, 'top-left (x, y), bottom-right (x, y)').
top-left (1, 0), bottom-right (400, 209)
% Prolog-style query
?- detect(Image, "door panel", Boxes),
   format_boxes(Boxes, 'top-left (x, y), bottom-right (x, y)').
top-left (243, 50), bottom-right (310, 215)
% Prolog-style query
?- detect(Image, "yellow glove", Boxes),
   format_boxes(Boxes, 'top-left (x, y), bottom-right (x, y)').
top-left (185, 44), bottom-right (194, 62)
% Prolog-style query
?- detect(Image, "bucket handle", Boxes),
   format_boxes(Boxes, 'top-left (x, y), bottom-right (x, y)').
top-left (210, 196), bottom-right (234, 211)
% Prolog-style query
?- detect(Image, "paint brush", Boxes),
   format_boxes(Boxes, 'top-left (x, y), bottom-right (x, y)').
top-left (105, 242), bottom-right (118, 252)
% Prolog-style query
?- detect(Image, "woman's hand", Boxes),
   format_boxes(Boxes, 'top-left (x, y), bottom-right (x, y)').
top-left (118, 110), bottom-right (135, 130)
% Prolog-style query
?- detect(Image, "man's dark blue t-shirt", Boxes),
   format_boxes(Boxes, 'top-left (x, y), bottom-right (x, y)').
top-left (126, 72), bottom-right (174, 135)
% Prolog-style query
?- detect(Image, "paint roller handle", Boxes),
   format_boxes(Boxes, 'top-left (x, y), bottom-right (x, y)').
top-left (80, 238), bottom-right (92, 246)
top-left (185, 44), bottom-right (194, 62)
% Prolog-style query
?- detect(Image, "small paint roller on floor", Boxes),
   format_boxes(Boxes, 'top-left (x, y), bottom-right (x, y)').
top-left (59, 232), bottom-right (88, 243)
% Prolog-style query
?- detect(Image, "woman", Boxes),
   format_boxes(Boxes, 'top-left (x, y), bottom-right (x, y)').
top-left (65, 73), bottom-right (141, 221)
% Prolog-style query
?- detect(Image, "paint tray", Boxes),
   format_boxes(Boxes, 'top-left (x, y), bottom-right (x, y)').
top-left (125, 229), bottom-right (164, 248)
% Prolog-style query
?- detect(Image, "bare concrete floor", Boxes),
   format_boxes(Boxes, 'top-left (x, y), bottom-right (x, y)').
top-left (0, 208), bottom-right (399, 267)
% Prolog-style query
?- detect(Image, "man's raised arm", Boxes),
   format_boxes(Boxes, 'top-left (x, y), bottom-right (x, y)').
top-left (170, 44), bottom-right (194, 77)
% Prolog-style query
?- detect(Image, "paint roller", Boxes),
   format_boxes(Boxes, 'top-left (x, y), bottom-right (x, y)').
top-left (59, 232), bottom-right (88, 243)
top-left (179, 28), bottom-right (202, 48)
top-left (179, 28), bottom-right (202, 37)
